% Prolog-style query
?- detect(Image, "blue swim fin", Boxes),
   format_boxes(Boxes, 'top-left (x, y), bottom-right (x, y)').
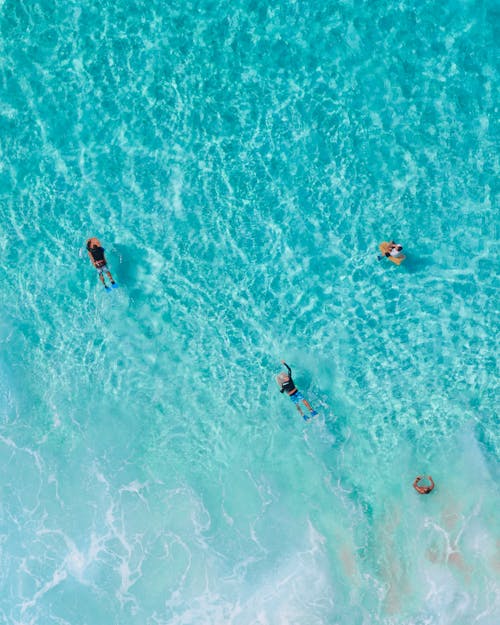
top-left (111, 282), bottom-right (119, 289)
top-left (105, 285), bottom-right (111, 292)
top-left (310, 410), bottom-right (318, 417)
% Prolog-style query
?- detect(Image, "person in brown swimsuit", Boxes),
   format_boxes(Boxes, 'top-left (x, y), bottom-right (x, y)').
top-left (413, 475), bottom-right (435, 494)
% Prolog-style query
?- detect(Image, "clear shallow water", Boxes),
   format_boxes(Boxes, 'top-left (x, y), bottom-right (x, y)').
top-left (0, 0), bottom-right (499, 623)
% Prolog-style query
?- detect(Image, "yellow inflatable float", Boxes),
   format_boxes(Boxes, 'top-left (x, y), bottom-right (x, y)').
top-left (379, 241), bottom-right (406, 265)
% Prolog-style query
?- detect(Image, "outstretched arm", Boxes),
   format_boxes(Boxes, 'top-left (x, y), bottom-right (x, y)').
top-left (281, 360), bottom-right (292, 376)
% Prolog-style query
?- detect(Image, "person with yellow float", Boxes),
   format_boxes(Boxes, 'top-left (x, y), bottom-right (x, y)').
top-left (378, 240), bottom-right (406, 265)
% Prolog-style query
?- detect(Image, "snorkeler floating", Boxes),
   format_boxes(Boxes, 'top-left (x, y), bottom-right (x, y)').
top-left (86, 237), bottom-right (118, 291)
top-left (413, 475), bottom-right (434, 494)
top-left (277, 360), bottom-right (318, 421)
top-left (378, 240), bottom-right (406, 265)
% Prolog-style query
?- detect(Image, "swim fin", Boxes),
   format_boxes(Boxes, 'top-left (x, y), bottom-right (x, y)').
top-left (111, 282), bottom-right (119, 289)
top-left (310, 410), bottom-right (318, 417)
top-left (105, 286), bottom-right (111, 292)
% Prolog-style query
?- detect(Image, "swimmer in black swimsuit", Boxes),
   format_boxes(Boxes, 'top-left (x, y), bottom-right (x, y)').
top-left (86, 237), bottom-right (117, 291)
top-left (279, 360), bottom-right (318, 420)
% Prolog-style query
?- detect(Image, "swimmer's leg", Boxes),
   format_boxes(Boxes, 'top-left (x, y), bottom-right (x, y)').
top-left (107, 271), bottom-right (118, 288)
top-left (97, 269), bottom-right (112, 291)
top-left (295, 404), bottom-right (304, 417)
top-left (302, 398), bottom-right (313, 411)
top-left (302, 398), bottom-right (317, 416)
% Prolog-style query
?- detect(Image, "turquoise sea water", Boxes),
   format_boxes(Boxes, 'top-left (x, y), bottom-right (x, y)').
top-left (0, 1), bottom-right (499, 623)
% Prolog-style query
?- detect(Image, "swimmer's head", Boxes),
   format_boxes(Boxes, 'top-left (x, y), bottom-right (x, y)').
top-left (277, 372), bottom-right (290, 385)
